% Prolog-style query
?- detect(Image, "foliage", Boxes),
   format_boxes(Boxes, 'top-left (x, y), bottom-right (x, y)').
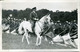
top-left (2, 8), bottom-right (77, 23)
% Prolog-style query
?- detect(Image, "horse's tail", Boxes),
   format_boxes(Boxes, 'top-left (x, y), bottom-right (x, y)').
top-left (18, 23), bottom-right (24, 34)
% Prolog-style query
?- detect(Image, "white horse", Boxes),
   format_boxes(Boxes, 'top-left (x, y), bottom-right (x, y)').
top-left (18, 14), bottom-right (51, 46)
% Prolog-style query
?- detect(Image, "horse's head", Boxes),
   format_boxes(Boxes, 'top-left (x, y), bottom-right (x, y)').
top-left (44, 14), bottom-right (51, 25)
top-left (39, 14), bottom-right (51, 26)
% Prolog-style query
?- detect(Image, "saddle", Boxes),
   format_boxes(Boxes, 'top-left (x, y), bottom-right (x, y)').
top-left (30, 20), bottom-right (37, 34)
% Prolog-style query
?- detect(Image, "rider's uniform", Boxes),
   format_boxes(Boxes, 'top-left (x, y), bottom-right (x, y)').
top-left (30, 10), bottom-right (38, 32)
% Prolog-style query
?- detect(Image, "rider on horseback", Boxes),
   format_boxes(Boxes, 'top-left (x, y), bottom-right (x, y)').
top-left (30, 7), bottom-right (38, 33)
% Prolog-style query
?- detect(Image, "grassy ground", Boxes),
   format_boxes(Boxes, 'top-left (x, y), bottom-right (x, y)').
top-left (2, 32), bottom-right (76, 49)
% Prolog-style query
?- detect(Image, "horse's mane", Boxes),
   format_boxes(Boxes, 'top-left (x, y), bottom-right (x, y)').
top-left (39, 14), bottom-right (48, 22)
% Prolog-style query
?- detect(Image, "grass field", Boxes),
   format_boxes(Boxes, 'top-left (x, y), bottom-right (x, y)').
top-left (2, 32), bottom-right (76, 49)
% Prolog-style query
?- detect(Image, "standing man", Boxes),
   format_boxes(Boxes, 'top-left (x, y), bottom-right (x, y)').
top-left (8, 14), bottom-right (12, 24)
top-left (30, 7), bottom-right (38, 33)
top-left (7, 14), bottom-right (13, 32)
top-left (70, 20), bottom-right (78, 41)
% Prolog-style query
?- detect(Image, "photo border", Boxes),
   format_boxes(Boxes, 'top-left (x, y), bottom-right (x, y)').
top-left (0, 0), bottom-right (80, 52)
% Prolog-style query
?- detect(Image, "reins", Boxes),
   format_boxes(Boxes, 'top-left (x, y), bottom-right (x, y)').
top-left (37, 21), bottom-right (43, 31)
top-left (37, 20), bottom-right (51, 35)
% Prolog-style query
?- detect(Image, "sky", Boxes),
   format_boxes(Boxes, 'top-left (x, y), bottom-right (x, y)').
top-left (2, 1), bottom-right (78, 12)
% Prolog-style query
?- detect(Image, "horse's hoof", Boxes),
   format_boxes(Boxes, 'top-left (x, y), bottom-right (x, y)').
top-left (38, 44), bottom-right (41, 46)
top-left (36, 44), bottom-right (40, 46)
top-left (38, 45), bottom-right (40, 47)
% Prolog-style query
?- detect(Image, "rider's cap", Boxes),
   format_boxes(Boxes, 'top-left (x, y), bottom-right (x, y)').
top-left (32, 7), bottom-right (36, 10)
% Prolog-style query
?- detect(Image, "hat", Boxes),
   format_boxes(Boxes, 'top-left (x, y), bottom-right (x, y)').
top-left (32, 7), bottom-right (36, 10)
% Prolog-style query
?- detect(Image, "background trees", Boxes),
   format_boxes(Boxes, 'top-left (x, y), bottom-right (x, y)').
top-left (2, 8), bottom-right (77, 23)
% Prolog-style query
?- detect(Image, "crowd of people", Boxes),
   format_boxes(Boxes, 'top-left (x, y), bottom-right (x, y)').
top-left (46, 20), bottom-right (78, 42)
top-left (2, 16), bottom-right (78, 38)
top-left (2, 16), bottom-right (21, 32)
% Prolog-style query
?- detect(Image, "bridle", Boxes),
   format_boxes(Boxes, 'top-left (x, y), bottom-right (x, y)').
top-left (37, 21), bottom-right (45, 31)
top-left (37, 19), bottom-right (49, 31)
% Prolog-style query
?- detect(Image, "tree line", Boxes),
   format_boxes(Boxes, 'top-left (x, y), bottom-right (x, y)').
top-left (2, 8), bottom-right (77, 23)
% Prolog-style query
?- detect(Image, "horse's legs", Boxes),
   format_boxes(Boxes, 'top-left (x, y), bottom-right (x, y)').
top-left (36, 34), bottom-right (42, 46)
top-left (26, 34), bottom-right (30, 45)
top-left (22, 34), bottom-right (25, 42)
top-left (39, 36), bottom-right (42, 45)
top-left (24, 28), bottom-right (30, 45)
top-left (28, 34), bottom-right (31, 38)
top-left (36, 36), bottom-right (38, 46)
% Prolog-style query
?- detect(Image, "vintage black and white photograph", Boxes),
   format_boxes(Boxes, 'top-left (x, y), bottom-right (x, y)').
top-left (2, 1), bottom-right (78, 49)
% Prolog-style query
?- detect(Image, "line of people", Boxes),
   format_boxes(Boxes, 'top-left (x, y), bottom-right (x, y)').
top-left (46, 20), bottom-right (78, 42)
